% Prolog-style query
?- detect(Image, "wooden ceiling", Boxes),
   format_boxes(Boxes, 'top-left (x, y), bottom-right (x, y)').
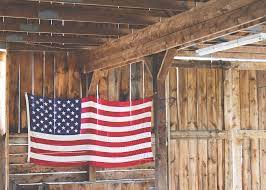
top-left (0, 0), bottom-right (207, 51)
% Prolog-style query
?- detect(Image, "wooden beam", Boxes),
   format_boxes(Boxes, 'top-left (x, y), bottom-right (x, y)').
top-left (152, 51), bottom-right (173, 190)
top-left (0, 20), bottom-right (134, 37)
top-left (83, 0), bottom-right (265, 72)
top-left (171, 131), bottom-right (228, 139)
top-left (3, 0), bottom-right (200, 11)
top-left (0, 32), bottom-right (109, 45)
top-left (0, 3), bottom-right (175, 25)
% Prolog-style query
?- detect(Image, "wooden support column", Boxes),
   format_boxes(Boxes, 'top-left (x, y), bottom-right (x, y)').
top-left (0, 50), bottom-right (8, 190)
top-left (152, 49), bottom-right (176, 190)
top-left (224, 69), bottom-right (242, 190)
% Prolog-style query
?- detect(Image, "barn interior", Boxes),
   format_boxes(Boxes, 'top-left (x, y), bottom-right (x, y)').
top-left (0, 0), bottom-right (266, 189)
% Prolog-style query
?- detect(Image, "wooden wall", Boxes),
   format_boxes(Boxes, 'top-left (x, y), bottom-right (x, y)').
top-left (7, 51), bottom-right (87, 189)
top-left (168, 68), bottom-right (266, 190)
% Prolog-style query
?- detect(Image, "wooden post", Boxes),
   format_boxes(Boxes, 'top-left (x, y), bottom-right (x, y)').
top-left (0, 50), bottom-right (8, 190)
top-left (152, 49), bottom-right (176, 190)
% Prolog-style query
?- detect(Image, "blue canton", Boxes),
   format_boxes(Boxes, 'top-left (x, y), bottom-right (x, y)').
top-left (28, 94), bottom-right (81, 135)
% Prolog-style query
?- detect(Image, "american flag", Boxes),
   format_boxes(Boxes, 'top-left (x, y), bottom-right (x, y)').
top-left (26, 93), bottom-right (154, 168)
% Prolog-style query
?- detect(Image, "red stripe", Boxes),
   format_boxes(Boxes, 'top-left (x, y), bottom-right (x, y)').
top-left (81, 117), bottom-right (151, 127)
top-left (30, 157), bottom-right (154, 168)
top-left (31, 136), bottom-right (152, 147)
top-left (81, 107), bottom-right (151, 117)
top-left (80, 127), bottom-right (151, 137)
top-left (31, 147), bottom-right (153, 157)
top-left (81, 96), bottom-right (153, 106)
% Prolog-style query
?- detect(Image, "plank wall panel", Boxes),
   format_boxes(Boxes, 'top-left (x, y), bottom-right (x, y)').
top-left (19, 52), bottom-right (32, 131)
top-left (7, 52), bottom-right (19, 133)
top-left (43, 52), bottom-right (54, 97)
top-left (68, 53), bottom-right (81, 98)
top-left (33, 52), bottom-right (44, 96)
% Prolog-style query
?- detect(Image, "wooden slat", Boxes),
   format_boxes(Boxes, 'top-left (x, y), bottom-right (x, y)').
top-left (187, 68), bottom-right (197, 190)
top-left (197, 69), bottom-right (208, 190)
top-left (33, 52), bottom-right (44, 96)
top-left (9, 154), bottom-right (27, 164)
top-left (43, 52), bottom-right (54, 97)
top-left (19, 52), bottom-right (32, 131)
top-left (67, 53), bottom-right (81, 98)
top-left (83, 0), bottom-right (265, 72)
top-left (54, 52), bottom-right (68, 98)
top-left (7, 52), bottom-right (19, 133)
top-left (10, 163), bottom-right (87, 174)
top-left (96, 169), bottom-right (155, 181)
top-left (10, 172), bottom-right (88, 184)
top-left (9, 145), bottom-right (27, 154)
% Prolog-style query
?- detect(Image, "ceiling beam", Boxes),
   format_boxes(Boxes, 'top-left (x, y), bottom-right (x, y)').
top-left (82, 0), bottom-right (266, 72)
top-left (2, 0), bottom-right (202, 11)
top-left (0, 2), bottom-right (177, 25)
top-left (0, 32), bottom-right (108, 45)
top-left (0, 20), bottom-right (134, 37)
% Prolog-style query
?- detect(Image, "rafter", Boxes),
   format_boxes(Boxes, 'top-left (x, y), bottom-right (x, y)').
top-left (0, 2), bottom-right (179, 25)
top-left (82, 0), bottom-right (266, 72)
top-left (2, 0), bottom-right (202, 11)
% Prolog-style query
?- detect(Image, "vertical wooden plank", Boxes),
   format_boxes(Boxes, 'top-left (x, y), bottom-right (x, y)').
top-left (131, 62), bottom-right (143, 100)
top-left (7, 52), bottom-right (19, 133)
top-left (239, 70), bottom-right (251, 190)
top-left (207, 69), bottom-right (217, 190)
top-left (33, 52), bottom-right (44, 96)
top-left (54, 52), bottom-right (68, 98)
top-left (249, 70), bottom-right (260, 190)
top-left (257, 71), bottom-right (266, 189)
top-left (120, 65), bottom-right (130, 101)
top-left (20, 52), bottom-right (32, 131)
top-left (178, 68), bottom-right (189, 190)
top-left (216, 69), bottom-right (224, 190)
top-left (169, 68), bottom-right (179, 190)
top-left (43, 52), bottom-right (54, 97)
top-left (108, 68), bottom-right (121, 101)
top-left (197, 69), bottom-right (208, 190)
top-left (67, 53), bottom-right (81, 98)
top-left (187, 68), bottom-right (198, 190)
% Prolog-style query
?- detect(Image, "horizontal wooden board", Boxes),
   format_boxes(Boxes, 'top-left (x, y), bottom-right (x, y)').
top-left (9, 145), bottom-right (27, 154)
top-left (96, 169), bottom-right (155, 181)
top-left (10, 163), bottom-right (88, 174)
top-left (10, 172), bottom-right (88, 184)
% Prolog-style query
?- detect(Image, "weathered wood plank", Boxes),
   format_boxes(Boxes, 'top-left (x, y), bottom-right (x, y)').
top-left (187, 69), bottom-right (198, 190)
top-left (7, 52), bottom-right (19, 133)
top-left (67, 53), bottom-right (81, 98)
top-left (239, 70), bottom-right (251, 190)
top-left (43, 52), bottom-right (54, 98)
top-left (54, 52), bottom-right (68, 98)
top-left (249, 71), bottom-right (260, 190)
top-left (33, 52), bottom-right (44, 96)
top-left (197, 69), bottom-right (208, 190)
top-left (20, 52), bottom-right (32, 131)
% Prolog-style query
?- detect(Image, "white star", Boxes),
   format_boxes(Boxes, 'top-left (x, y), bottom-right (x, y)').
top-left (70, 118), bottom-right (74, 122)
top-left (67, 100), bottom-right (71, 104)
top-left (57, 129), bottom-right (61, 133)
top-left (49, 121), bottom-right (52, 125)
top-left (71, 111), bottom-right (74, 115)
top-left (31, 103), bottom-right (35, 107)
top-left (66, 115), bottom-right (70, 118)
top-left (75, 100), bottom-right (79, 103)
top-left (32, 111), bottom-right (36, 114)
top-left (40, 120), bottom-right (44, 123)
top-left (44, 117), bottom-right (48, 120)
top-left (62, 111), bottom-right (66, 115)
top-left (71, 104), bottom-right (74, 107)
top-left (36, 123), bottom-right (40, 127)
top-left (58, 107), bottom-right (62, 111)
top-left (40, 98), bottom-right (43, 102)
top-left (75, 107), bottom-right (79, 110)
top-left (33, 119), bottom-right (36, 123)
top-left (75, 115), bottom-right (78, 118)
top-left (49, 107), bottom-right (52, 110)
top-left (36, 108), bottom-right (40, 112)
top-left (62, 104), bottom-right (66, 107)
top-left (66, 130), bottom-right (70, 133)
top-left (40, 105), bottom-right (44, 109)
top-left (40, 113), bottom-right (44, 116)
top-left (48, 100), bottom-right (52, 103)
top-left (66, 123), bottom-right (70, 126)
top-left (44, 125), bottom-right (48, 128)
top-left (58, 122), bottom-right (61, 126)
top-left (74, 129), bottom-right (78, 133)
top-left (62, 119), bottom-right (66, 122)
top-left (62, 126), bottom-right (65, 130)
top-left (45, 110), bottom-right (48, 113)
top-left (44, 102), bottom-right (48, 106)
top-left (75, 122), bottom-right (78, 126)
top-left (57, 100), bottom-right (61, 104)
top-left (49, 114), bottom-right (52, 117)
top-left (31, 96), bottom-right (34, 100)
top-left (36, 100), bottom-right (39, 104)
top-left (33, 126), bottom-right (36, 130)
top-left (41, 128), bottom-right (44, 131)
top-left (67, 108), bottom-right (70, 111)
top-left (36, 116), bottom-right (39, 119)
top-left (70, 126), bottom-right (74, 130)
top-left (57, 115), bottom-right (61, 118)
top-left (49, 129), bottom-right (52, 132)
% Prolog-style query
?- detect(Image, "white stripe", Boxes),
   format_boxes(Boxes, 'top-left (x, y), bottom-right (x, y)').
top-left (80, 122), bottom-right (151, 132)
top-left (31, 141), bottom-right (152, 153)
top-left (30, 131), bottom-right (151, 143)
top-left (81, 112), bottom-right (151, 121)
top-left (30, 152), bottom-right (153, 163)
top-left (81, 101), bottom-right (152, 112)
